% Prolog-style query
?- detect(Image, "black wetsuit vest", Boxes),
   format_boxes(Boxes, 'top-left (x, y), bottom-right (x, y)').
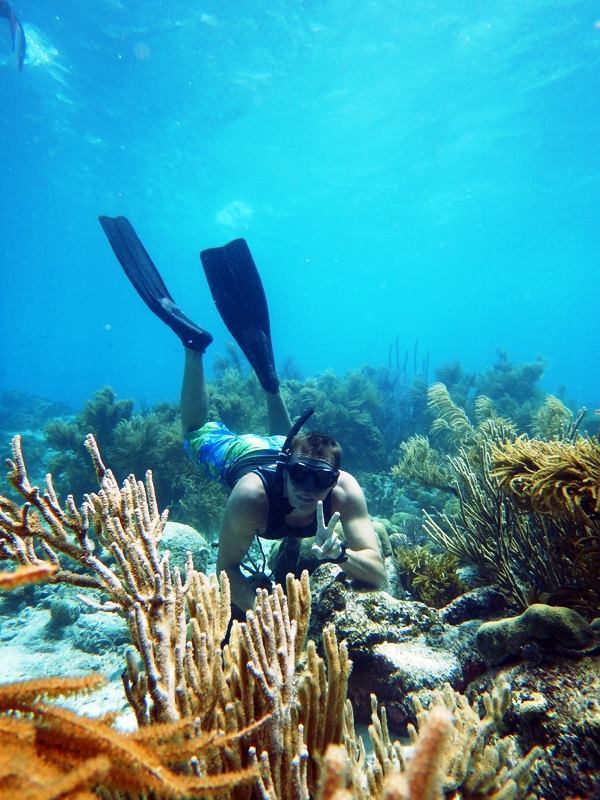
top-left (252, 462), bottom-right (334, 540)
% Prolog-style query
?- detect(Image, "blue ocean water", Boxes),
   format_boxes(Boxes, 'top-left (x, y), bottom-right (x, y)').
top-left (1, 0), bottom-right (598, 411)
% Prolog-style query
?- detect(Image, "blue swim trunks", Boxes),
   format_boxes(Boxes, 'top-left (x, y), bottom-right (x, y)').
top-left (184, 421), bottom-right (285, 488)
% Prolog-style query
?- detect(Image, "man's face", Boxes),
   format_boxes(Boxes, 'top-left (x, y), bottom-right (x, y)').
top-left (284, 453), bottom-right (339, 512)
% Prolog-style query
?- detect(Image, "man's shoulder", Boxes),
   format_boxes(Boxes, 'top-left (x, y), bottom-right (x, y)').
top-left (229, 472), bottom-right (268, 507)
top-left (225, 472), bottom-right (268, 533)
top-left (332, 470), bottom-right (366, 511)
top-left (335, 470), bottom-right (361, 493)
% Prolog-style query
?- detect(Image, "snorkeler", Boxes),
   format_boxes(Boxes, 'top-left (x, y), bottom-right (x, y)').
top-left (0, 0), bottom-right (25, 71)
top-left (99, 216), bottom-right (386, 615)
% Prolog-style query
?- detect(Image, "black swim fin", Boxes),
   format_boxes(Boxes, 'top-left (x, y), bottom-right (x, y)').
top-left (99, 216), bottom-right (213, 352)
top-left (0, 0), bottom-right (25, 71)
top-left (200, 239), bottom-right (279, 393)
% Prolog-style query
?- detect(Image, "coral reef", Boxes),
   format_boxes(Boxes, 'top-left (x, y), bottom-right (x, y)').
top-left (364, 679), bottom-right (541, 800)
top-left (408, 680), bottom-right (542, 799)
top-left (427, 382), bottom-right (479, 451)
top-left (0, 672), bottom-right (257, 799)
top-left (433, 360), bottom-right (476, 412)
top-left (421, 439), bottom-right (598, 614)
top-left (400, 385), bottom-right (599, 616)
top-left (308, 566), bottom-right (486, 728)
top-left (0, 435), bottom-right (544, 799)
top-left (475, 349), bottom-right (546, 432)
top-left (490, 435), bottom-right (600, 615)
top-left (389, 384), bottom-right (517, 523)
top-left (209, 346), bottom-right (269, 434)
top-left (495, 656), bottom-right (600, 799)
top-left (0, 389), bottom-right (70, 433)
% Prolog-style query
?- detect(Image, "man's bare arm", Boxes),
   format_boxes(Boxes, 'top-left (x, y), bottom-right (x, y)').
top-left (216, 479), bottom-right (265, 612)
top-left (335, 474), bottom-right (387, 588)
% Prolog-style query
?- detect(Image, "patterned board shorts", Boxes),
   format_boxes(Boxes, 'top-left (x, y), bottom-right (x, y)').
top-left (184, 421), bottom-right (285, 487)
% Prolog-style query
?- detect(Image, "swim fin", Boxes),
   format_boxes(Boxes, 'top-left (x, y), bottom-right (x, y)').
top-left (99, 216), bottom-right (213, 352)
top-left (0, 0), bottom-right (25, 71)
top-left (200, 239), bottom-right (279, 393)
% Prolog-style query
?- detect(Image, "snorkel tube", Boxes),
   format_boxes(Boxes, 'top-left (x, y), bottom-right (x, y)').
top-left (275, 407), bottom-right (315, 512)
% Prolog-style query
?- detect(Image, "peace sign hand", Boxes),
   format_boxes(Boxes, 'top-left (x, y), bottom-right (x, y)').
top-left (311, 501), bottom-right (343, 560)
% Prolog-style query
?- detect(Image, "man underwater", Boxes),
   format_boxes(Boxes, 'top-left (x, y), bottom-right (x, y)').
top-left (0, 1), bottom-right (25, 71)
top-left (99, 217), bottom-right (386, 615)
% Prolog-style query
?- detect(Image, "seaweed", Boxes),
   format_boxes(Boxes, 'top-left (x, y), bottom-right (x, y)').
top-left (392, 544), bottom-right (466, 608)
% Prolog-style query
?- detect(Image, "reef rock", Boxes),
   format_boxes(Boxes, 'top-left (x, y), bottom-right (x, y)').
top-left (308, 565), bottom-right (486, 728)
top-left (160, 521), bottom-right (211, 574)
top-left (439, 585), bottom-right (511, 625)
top-left (469, 656), bottom-right (600, 800)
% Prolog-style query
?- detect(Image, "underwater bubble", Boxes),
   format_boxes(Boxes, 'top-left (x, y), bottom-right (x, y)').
top-left (200, 13), bottom-right (218, 27)
top-left (134, 41), bottom-right (151, 61)
top-left (216, 200), bottom-right (254, 228)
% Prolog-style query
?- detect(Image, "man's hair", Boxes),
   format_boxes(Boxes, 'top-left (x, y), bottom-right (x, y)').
top-left (290, 431), bottom-right (342, 469)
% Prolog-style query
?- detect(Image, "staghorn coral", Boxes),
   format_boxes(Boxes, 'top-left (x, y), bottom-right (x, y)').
top-left (0, 561), bottom-right (57, 588)
top-left (42, 388), bottom-right (224, 534)
top-left (0, 673), bottom-right (259, 800)
top-left (0, 681), bottom-right (258, 799)
top-left (408, 680), bottom-right (542, 799)
top-left (349, 680), bottom-right (541, 800)
top-left (43, 387), bottom-right (136, 499)
top-left (313, 706), bottom-right (454, 800)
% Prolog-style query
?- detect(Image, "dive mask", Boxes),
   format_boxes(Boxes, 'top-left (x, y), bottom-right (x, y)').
top-left (286, 457), bottom-right (339, 491)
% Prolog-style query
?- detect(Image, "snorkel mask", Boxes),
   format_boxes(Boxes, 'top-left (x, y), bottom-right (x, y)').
top-left (285, 457), bottom-right (339, 491)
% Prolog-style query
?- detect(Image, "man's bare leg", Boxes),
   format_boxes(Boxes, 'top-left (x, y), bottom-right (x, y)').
top-left (266, 391), bottom-right (292, 435)
top-left (181, 348), bottom-right (209, 436)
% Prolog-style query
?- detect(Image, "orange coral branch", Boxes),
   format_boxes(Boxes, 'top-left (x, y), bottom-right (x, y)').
top-left (0, 674), bottom-right (106, 710)
top-left (0, 562), bottom-right (57, 590)
top-left (403, 706), bottom-right (452, 800)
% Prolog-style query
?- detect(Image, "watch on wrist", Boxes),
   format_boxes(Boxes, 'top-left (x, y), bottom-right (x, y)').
top-left (329, 541), bottom-right (349, 564)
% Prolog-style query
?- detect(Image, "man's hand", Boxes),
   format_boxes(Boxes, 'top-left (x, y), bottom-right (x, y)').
top-left (311, 500), bottom-right (343, 560)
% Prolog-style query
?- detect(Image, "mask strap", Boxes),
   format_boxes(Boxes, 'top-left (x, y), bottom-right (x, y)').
top-left (275, 407), bottom-right (315, 513)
